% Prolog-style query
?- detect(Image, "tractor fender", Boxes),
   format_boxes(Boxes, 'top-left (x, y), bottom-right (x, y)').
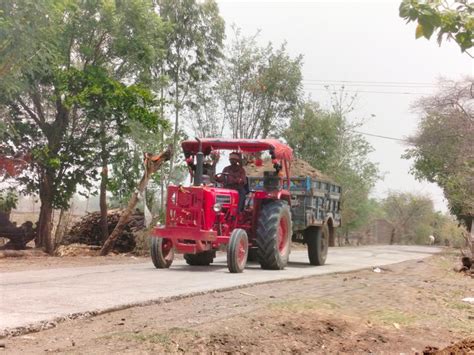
top-left (254, 190), bottom-right (291, 205)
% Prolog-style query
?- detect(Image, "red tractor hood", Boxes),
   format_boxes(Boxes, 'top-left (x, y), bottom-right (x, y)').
top-left (181, 138), bottom-right (293, 160)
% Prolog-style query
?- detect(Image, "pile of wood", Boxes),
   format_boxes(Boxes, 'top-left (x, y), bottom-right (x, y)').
top-left (55, 244), bottom-right (101, 257)
top-left (62, 209), bottom-right (145, 253)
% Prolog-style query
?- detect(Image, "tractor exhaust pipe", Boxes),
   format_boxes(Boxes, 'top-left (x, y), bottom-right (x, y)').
top-left (194, 138), bottom-right (203, 186)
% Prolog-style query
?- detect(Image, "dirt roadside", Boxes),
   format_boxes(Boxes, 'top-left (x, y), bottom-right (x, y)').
top-left (0, 252), bottom-right (150, 273)
top-left (1, 250), bottom-right (473, 354)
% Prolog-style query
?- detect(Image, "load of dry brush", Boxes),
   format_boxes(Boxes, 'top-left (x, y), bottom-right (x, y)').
top-left (245, 158), bottom-right (330, 181)
top-left (62, 209), bottom-right (145, 253)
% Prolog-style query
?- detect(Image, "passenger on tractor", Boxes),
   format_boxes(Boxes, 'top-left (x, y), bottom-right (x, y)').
top-left (204, 150), bottom-right (220, 183)
top-left (215, 152), bottom-right (247, 211)
top-left (186, 150), bottom-right (220, 185)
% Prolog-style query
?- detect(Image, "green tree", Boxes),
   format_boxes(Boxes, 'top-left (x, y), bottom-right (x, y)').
top-left (219, 27), bottom-right (303, 139)
top-left (399, 0), bottom-right (473, 54)
top-left (185, 81), bottom-right (225, 138)
top-left (432, 212), bottom-right (466, 247)
top-left (404, 78), bottom-right (473, 252)
top-left (381, 191), bottom-right (435, 244)
top-left (107, 120), bottom-right (184, 213)
top-left (0, 191), bottom-right (18, 214)
top-left (0, 0), bottom-right (168, 253)
top-left (155, 0), bottom-right (225, 175)
top-left (79, 69), bottom-right (165, 241)
top-left (284, 97), bottom-right (379, 239)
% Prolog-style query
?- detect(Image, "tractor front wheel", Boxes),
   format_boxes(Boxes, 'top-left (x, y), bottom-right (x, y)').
top-left (227, 228), bottom-right (248, 273)
top-left (151, 237), bottom-right (174, 269)
top-left (256, 201), bottom-right (292, 270)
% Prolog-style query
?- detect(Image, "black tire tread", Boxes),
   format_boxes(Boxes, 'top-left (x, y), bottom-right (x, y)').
top-left (227, 229), bottom-right (248, 273)
top-left (305, 225), bottom-right (328, 266)
top-left (184, 251), bottom-right (215, 266)
top-left (256, 200), bottom-right (292, 270)
top-left (151, 237), bottom-right (173, 269)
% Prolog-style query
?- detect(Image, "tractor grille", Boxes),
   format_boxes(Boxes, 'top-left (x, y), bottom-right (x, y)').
top-left (167, 187), bottom-right (204, 228)
top-left (216, 195), bottom-right (231, 204)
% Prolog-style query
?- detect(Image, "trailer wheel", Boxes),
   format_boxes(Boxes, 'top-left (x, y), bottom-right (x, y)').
top-left (256, 201), bottom-right (292, 270)
top-left (305, 225), bottom-right (328, 266)
top-left (151, 237), bottom-right (174, 269)
top-left (184, 251), bottom-right (215, 266)
top-left (227, 228), bottom-right (248, 273)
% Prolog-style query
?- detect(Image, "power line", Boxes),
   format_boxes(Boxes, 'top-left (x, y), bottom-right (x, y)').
top-left (302, 81), bottom-right (436, 89)
top-left (302, 79), bottom-right (437, 86)
top-left (303, 87), bottom-right (430, 95)
top-left (352, 130), bottom-right (410, 142)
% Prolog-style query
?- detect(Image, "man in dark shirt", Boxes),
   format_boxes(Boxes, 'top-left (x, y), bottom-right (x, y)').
top-left (216, 152), bottom-right (247, 211)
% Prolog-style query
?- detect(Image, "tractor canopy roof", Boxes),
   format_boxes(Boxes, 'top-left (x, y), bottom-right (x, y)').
top-left (181, 138), bottom-right (293, 160)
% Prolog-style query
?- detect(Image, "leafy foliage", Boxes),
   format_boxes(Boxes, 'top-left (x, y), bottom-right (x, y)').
top-left (399, 0), bottom-right (473, 53)
top-left (0, 0), bottom-right (170, 251)
top-left (378, 192), bottom-right (466, 246)
top-left (185, 81), bottom-right (225, 138)
top-left (0, 191), bottom-right (18, 213)
top-left (155, 0), bottom-right (225, 171)
top-left (404, 78), bottom-right (473, 226)
top-left (381, 191), bottom-right (435, 244)
top-left (107, 120), bottom-right (184, 210)
top-left (284, 96), bottom-right (379, 234)
top-left (431, 212), bottom-right (466, 247)
top-left (218, 27), bottom-right (303, 139)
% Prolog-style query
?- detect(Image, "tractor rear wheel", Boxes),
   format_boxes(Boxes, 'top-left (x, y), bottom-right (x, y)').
top-left (256, 201), bottom-right (292, 270)
top-left (184, 251), bottom-right (215, 266)
top-left (305, 225), bottom-right (328, 266)
top-left (227, 228), bottom-right (248, 273)
top-left (151, 237), bottom-right (174, 269)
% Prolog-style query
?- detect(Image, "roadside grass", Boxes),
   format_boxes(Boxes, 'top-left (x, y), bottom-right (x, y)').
top-left (103, 327), bottom-right (198, 350)
top-left (433, 255), bottom-right (455, 271)
top-left (269, 298), bottom-right (341, 312)
top-left (445, 318), bottom-right (474, 334)
top-left (129, 332), bottom-right (171, 345)
top-left (446, 300), bottom-right (472, 311)
top-left (368, 309), bottom-right (417, 326)
top-left (430, 249), bottom-right (462, 271)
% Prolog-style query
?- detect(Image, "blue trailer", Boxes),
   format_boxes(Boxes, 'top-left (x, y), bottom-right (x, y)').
top-left (247, 174), bottom-right (341, 265)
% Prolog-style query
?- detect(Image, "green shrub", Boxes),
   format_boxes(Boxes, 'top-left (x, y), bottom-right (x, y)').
top-left (0, 191), bottom-right (18, 213)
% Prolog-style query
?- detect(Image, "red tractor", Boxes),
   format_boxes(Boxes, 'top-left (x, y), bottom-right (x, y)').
top-left (150, 138), bottom-right (341, 273)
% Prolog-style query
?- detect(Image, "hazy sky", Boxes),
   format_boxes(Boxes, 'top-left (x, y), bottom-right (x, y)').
top-left (217, 0), bottom-right (473, 212)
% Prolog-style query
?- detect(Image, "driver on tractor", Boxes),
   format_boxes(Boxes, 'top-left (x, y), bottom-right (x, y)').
top-left (215, 152), bottom-right (247, 211)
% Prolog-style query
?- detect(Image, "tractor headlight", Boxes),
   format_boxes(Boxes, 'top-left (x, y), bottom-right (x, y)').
top-left (213, 203), bottom-right (222, 212)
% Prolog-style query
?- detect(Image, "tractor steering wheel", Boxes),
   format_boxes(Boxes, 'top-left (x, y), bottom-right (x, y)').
top-left (215, 172), bottom-right (230, 185)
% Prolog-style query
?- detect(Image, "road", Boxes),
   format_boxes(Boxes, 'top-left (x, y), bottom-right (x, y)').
top-left (0, 245), bottom-right (440, 334)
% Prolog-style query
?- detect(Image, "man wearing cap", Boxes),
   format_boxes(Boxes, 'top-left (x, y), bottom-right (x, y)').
top-left (215, 152), bottom-right (247, 211)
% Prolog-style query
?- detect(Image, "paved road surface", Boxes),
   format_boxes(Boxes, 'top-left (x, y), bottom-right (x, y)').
top-left (0, 245), bottom-right (440, 334)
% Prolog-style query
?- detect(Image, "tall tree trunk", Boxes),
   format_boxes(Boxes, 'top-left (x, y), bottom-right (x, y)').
top-left (467, 217), bottom-right (473, 258)
top-left (99, 147), bottom-right (109, 242)
top-left (100, 148), bottom-right (171, 256)
top-left (160, 79), bottom-right (166, 211)
top-left (53, 207), bottom-right (69, 248)
top-left (168, 71), bottom-right (180, 182)
top-left (36, 172), bottom-right (54, 254)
